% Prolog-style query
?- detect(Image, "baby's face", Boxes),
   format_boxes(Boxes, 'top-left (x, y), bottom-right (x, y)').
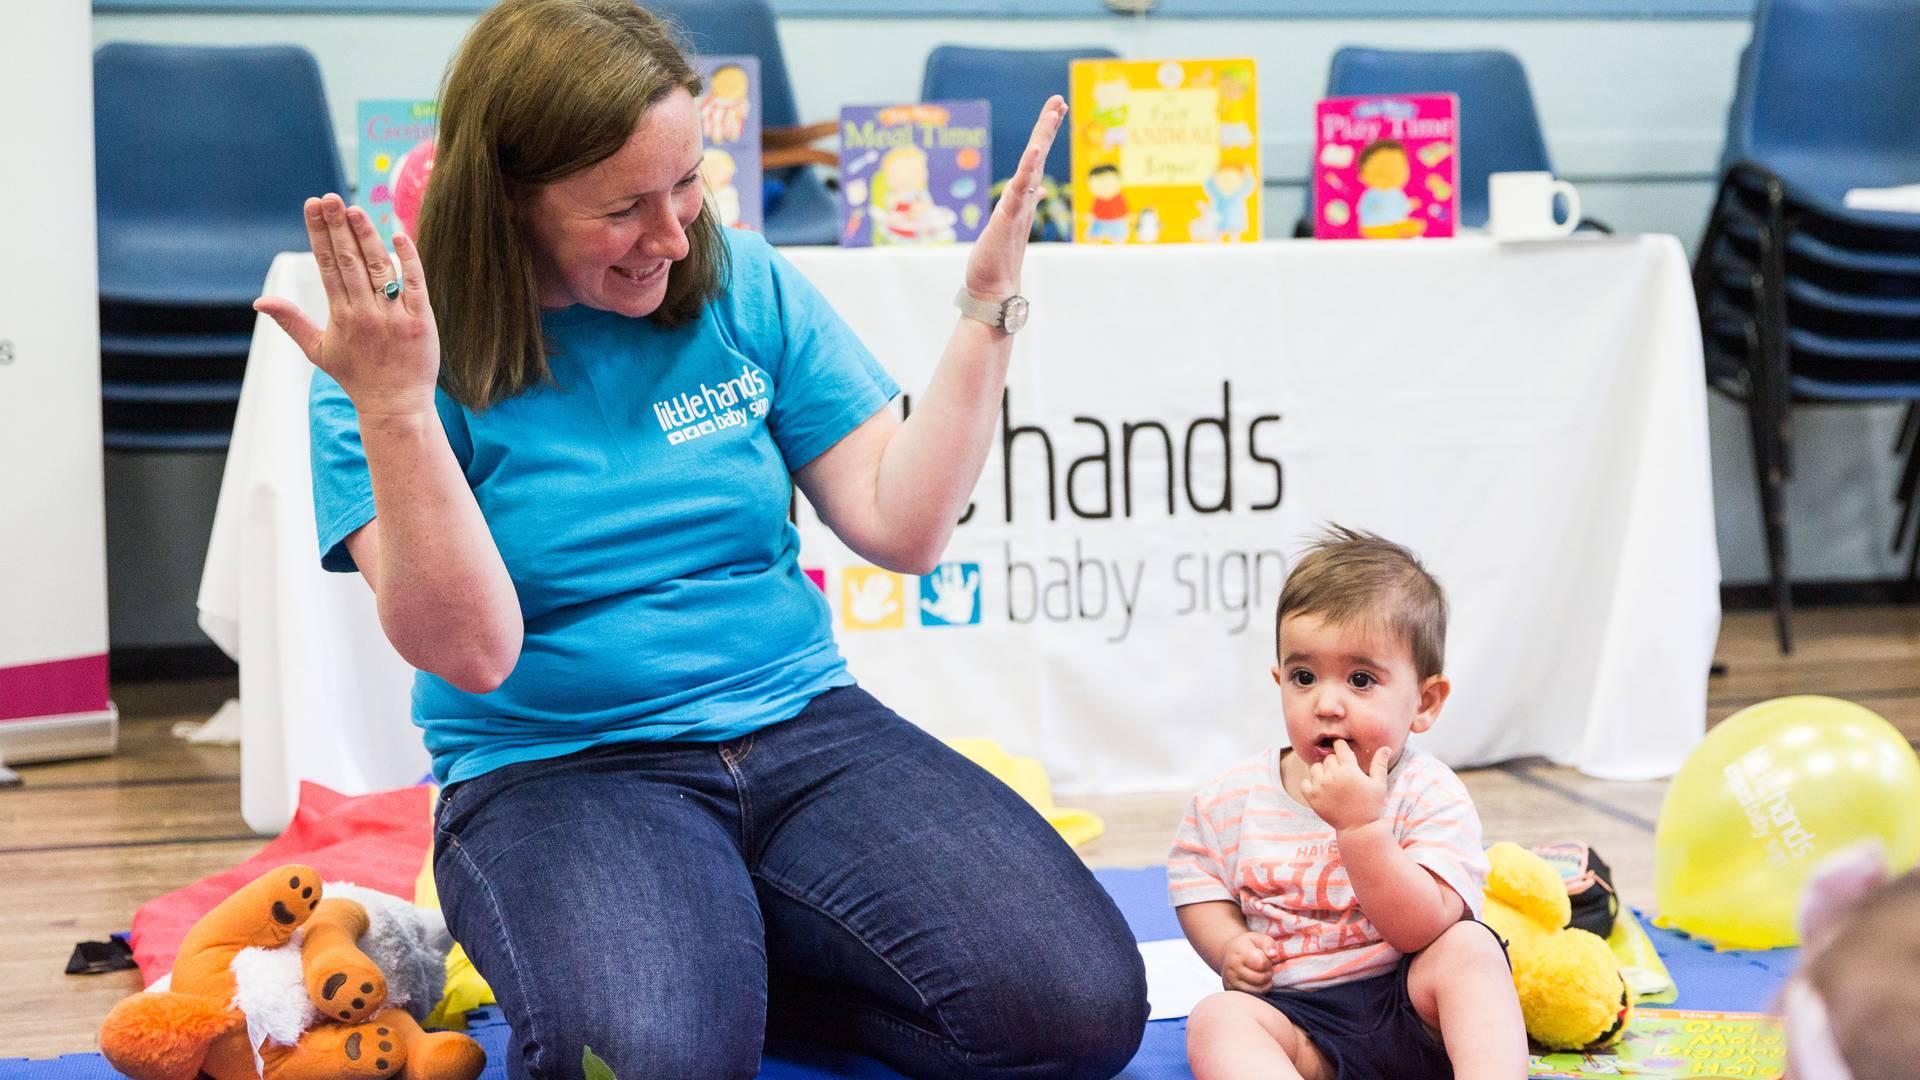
top-left (1088, 171), bottom-right (1122, 199)
top-left (1359, 148), bottom-right (1411, 190)
top-left (1273, 613), bottom-right (1441, 772)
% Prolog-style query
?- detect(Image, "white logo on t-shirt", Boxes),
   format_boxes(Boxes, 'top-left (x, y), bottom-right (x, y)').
top-left (655, 365), bottom-right (769, 446)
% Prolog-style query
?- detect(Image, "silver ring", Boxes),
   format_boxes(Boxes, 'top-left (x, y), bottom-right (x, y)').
top-left (381, 279), bottom-right (402, 301)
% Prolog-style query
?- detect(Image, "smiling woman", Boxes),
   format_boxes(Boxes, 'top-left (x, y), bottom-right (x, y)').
top-left (246, 1), bottom-right (1144, 1078)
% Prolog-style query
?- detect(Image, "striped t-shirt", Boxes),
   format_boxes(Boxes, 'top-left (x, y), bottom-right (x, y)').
top-left (1167, 744), bottom-right (1488, 991)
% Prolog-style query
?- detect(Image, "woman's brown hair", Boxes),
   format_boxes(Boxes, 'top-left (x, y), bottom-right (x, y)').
top-left (416, 0), bottom-right (728, 410)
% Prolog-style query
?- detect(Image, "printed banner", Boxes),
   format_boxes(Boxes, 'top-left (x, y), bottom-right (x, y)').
top-left (780, 241), bottom-right (1718, 794)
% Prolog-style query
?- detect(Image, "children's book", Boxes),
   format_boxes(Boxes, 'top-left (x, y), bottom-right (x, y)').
top-left (1530, 1010), bottom-right (1784, 1078)
top-left (694, 54), bottom-right (763, 232)
top-left (355, 99), bottom-right (439, 246)
top-left (837, 101), bottom-right (991, 247)
top-left (1312, 94), bottom-right (1459, 240)
top-left (1067, 57), bottom-right (1261, 245)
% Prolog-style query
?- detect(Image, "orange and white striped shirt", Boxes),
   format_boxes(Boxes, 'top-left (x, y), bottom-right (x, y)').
top-left (1167, 744), bottom-right (1487, 991)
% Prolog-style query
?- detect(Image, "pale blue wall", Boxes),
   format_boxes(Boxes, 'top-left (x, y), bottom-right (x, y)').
top-left (89, 7), bottom-right (1916, 585)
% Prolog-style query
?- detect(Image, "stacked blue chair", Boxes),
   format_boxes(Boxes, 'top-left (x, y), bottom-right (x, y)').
top-left (647, 0), bottom-right (838, 246)
top-left (1693, 0), bottom-right (1920, 652)
top-left (94, 42), bottom-right (344, 668)
top-left (1300, 46), bottom-right (1605, 236)
top-left (95, 42), bottom-right (345, 450)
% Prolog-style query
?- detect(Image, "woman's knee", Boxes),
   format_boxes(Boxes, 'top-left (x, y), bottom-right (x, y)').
top-left (981, 924), bottom-right (1148, 1078)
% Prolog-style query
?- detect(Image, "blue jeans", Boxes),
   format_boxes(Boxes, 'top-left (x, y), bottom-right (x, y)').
top-left (433, 685), bottom-right (1148, 1080)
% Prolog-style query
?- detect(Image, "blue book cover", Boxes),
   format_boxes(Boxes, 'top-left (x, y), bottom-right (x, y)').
top-left (355, 99), bottom-right (438, 246)
top-left (837, 101), bottom-right (991, 247)
top-left (695, 55), bottom-right (763, 232)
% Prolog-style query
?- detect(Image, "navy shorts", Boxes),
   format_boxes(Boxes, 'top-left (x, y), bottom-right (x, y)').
top-left (1257, 921), bottom-right (1507, 1080)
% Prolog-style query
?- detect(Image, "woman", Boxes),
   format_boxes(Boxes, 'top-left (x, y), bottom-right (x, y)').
top-left (254, 2), bottom-right (1148, 1078)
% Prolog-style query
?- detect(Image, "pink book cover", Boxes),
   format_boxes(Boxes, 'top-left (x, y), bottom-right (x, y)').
top-left (1312, 93), bottom-right (1459, 240)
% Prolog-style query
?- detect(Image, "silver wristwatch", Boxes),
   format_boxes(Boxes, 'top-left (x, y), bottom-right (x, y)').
top-left (954, 288), bottom-right (1030, 334)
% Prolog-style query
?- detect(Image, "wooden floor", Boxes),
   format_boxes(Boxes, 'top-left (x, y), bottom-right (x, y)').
top-left (5, 605), bottom-right (1918, 1061)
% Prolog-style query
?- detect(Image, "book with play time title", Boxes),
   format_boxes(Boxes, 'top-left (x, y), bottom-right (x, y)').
top-left (693, 54), bottom-right (762, 232)
top-left (356, 99), bottom-right (438, 246)
top-left (1530, 1009), bottom-right (1784, 1078)
top-left (837, 101), bottom-right (991, 247)
top-left (1067, 57), bottom-right (1261, 245)
top-left (1312, 93), bottom-right (1459, 240)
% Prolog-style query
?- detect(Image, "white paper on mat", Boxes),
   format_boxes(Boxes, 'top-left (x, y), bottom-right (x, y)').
top-left (1139, 938), bottom-right (1222, 1021)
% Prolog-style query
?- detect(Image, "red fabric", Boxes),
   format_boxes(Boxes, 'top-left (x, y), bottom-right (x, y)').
top-left (129, 782), bottom-right (434, 982)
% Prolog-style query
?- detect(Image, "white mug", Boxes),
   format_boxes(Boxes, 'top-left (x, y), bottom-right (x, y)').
top-left (1489, 171), bottom-right (1580, 240)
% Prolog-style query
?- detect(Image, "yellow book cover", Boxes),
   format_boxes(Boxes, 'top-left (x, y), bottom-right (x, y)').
top-left (1069, 57), bottom-right (1260, 244)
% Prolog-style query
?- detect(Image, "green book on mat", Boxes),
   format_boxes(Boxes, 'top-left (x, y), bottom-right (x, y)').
top-left (1530, 1010), bottom-right (1784, 1078)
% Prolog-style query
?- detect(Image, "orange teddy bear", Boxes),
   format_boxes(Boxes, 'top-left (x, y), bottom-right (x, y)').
top-left (98, 864), bottom-right (485, 1080)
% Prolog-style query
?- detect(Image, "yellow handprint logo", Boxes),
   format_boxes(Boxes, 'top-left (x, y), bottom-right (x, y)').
top-left (841, 568), bottom-right (905, 630)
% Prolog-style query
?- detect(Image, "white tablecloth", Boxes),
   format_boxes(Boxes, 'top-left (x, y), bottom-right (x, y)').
top-left (202, 237), bottom-right (1719, 835)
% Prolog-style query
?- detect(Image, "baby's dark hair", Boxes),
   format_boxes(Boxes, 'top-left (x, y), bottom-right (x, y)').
top-left (1801, 870), bottom-right (1920, 1080)
top-left (1089, 164), bottom-right (1120, 179)
top-left (1275, 525), bottom-right (1447, 679)
top-left (1356, 139), bottom-right (1407, 172)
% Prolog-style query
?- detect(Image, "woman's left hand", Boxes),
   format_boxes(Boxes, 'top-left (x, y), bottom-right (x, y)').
top-left (964, 95), bottom-right (1068, 302)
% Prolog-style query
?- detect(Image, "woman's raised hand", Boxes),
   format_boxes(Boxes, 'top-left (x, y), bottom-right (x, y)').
top-left (254, 193), bottom-right (442, 421)
top-left (964, 95), bottom-right (1068, 303)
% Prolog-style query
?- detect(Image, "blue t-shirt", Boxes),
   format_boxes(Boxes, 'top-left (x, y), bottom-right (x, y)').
top-left (310, 230), bottom-right (899, 784)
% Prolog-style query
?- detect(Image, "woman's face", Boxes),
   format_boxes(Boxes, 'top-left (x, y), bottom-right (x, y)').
top-left (522, 87), bottom-right (705, 316)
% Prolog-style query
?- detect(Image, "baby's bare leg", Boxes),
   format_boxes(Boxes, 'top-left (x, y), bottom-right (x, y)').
top-left (1186, 991), bottom-right (1333, 1080)
top-left (1406, 921), bottom-right (1528, 1079)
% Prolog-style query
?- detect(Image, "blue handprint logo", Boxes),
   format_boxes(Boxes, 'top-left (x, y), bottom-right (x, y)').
top-left (919, 562), bottom-right (981, 627)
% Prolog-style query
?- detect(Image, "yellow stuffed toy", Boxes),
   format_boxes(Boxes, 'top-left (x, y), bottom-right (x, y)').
top-left (1482, 841), bottom-right (1632, 1052)
top-left (98, 864), bottom-right (485, 1080)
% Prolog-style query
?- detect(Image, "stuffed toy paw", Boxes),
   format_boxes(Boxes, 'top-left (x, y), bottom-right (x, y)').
top-left (99, 864), bottom-right (484, 1080)
top-left (1482, 841), bottom-right (1632, 1052)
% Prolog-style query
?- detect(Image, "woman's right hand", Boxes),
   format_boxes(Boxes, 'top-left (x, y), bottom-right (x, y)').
top-left (254, 193), bottom-right (442, 422)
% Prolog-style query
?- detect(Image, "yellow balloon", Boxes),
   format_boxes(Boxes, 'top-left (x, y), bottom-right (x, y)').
top-left (1654, 695), bottom-right (1920, 949)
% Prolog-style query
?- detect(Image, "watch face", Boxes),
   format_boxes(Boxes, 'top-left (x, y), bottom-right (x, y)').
top-left (1001, 296), bottom-right (1030, 333)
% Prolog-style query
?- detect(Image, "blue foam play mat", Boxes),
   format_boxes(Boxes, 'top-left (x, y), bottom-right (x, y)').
top-left (0, 867), bottom-right (1798, 1080)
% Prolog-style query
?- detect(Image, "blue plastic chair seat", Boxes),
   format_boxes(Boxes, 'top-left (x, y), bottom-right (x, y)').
top-left (920, 45), bottom-right (1119, 187)
top-left (103, 430), bottom-right (233, 452)
top-left (1322, 47), bottom-right (1555, 229)
top-left (98, 219), bottom-right (316, 307)
top-left (94, 43), bottom-right (345, 307)
top-left (1721, 214), bottom-right (1920, 278)
top-left (101, 380), bottom-right (245, 405)
top-left (99, 328), bottom-right (255, 358)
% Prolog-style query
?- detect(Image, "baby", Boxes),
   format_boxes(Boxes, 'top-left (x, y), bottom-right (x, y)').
top-left (1782, 843), bottom-right (1920, 1080)
top-left (1170, 526), bottom-right (1524, 1079)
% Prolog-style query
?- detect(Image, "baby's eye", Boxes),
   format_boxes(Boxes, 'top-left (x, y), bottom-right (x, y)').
top-left (1348, 672), bottom-right (1376, 690)
top-left (1289, 669), bottom-right (1315, 687)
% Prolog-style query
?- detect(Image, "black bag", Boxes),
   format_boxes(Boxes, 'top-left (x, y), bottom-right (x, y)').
top-left (1527, 841), bottom-right (1619, 938)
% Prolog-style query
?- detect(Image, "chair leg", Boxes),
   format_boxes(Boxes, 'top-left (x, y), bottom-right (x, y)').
top-left (1893, 404), bottom-right (1920, 556)
top-left (1742, 325), bottom-right (1792, 654)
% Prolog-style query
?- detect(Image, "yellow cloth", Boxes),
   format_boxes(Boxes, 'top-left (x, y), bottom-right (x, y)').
top-left (1609, 908), bottom-right (1678, 1005)
top-left (946, 738), bottom-right (1106, 848)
